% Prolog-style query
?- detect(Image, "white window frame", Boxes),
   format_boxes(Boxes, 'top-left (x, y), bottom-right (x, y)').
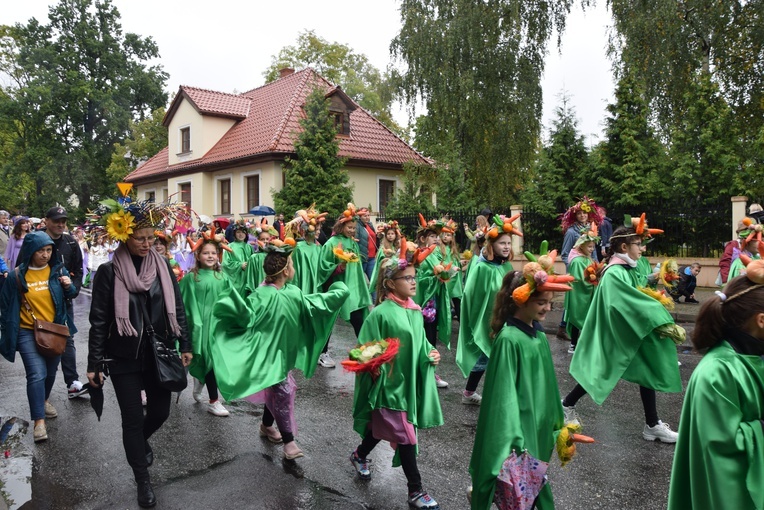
top-left (214, 173), bottom-right (234, 216)
top-left (161, 187), bottom-right (168, 202)
top-left (240, 170), bottom-right (262, 214)
top-left (144, 188), bottom-right (156, 202)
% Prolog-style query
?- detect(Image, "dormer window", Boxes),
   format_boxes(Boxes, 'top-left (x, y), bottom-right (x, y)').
top-left (180, 127), bottom-right (191, 154)
top-left (331, 111), bottom-right (350, 136)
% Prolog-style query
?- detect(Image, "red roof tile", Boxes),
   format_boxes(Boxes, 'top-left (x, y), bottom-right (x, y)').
top-left (128, 69), bottom-right (430, 184)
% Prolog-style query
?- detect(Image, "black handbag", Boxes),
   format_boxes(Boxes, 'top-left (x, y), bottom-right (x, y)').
top-left (142, 302), bottom-right (187, 392)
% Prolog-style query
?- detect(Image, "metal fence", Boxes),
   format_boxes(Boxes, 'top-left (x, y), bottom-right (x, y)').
top-left (380, 197), bottom-right (733, 259)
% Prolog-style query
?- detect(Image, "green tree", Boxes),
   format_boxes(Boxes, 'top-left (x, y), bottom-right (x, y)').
top-left (0, 0), bottom-right (167, 217)
top-left (669, 74), bottom-right (742, 203)
top-left (264, 30), bottom-right (399, 132)
top-left (106, 107), bottom-right (168, 184)
top-left (608, 0), bottom-right (764, 147)
top-left (382, 162), bottom-right (437, 224)
top-left (273, 87), bottom-right (353, 221)
top-left (392, 0), bottom-right (576, 206)
top-left (589, 71), bottom-right (668, 208)
top-left (520, 93), bottom-right (590, 219)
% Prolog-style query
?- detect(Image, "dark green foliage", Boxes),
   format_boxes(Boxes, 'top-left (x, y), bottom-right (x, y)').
top-left (0, 0), bottom-right (167, 218)
top-left (520, 93), bottom-right (590, 222)
top-left (106, 107), bottom-right (168, 184)
top-left (380, 162), bottom-right (437, 220)
top-left (392, 0), bottom-right (577, 206)
top-left (273, 87), bottom-right (353, 222)
top-left (588, 71), bottom-right (669, 207)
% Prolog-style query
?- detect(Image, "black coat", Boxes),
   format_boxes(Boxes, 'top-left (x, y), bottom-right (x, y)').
top-left (87, 258), bottom-right (190, 373)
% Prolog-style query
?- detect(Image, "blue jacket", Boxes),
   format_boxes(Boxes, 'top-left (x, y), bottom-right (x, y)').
top-left (355, 218), bottom-right (377, 262)
top-left (0, 232), bottom-right (77, 362)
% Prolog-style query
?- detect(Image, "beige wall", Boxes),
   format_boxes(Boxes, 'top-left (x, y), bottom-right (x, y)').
top-left (166, 99), bottom-right (235, 166)
top-left (135, 163), bottom-right (404, 220)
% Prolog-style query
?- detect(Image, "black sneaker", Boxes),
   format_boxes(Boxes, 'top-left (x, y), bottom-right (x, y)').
top-left (684, 297), bottom-right (699, 304)
top-left (67, 381), bottom-right (90, 399)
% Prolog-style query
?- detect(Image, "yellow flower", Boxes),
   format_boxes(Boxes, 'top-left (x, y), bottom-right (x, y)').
top-left (106, 210), bottom-right (135, 242)
top-left (580, 203), bottom-right (592, 213)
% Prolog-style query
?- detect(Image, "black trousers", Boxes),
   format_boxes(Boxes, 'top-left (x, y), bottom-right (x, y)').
top-left (356, 430), bottom-right (422, 493)
top-left (323, 308), bottom-right (366, 353)
top-left (111, 369), bottom-right (171, 482)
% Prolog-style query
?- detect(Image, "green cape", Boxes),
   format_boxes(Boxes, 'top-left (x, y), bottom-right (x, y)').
top-left (317, 234), bottom-right (372, 321)
top-left (352, 299), bottom-right (444, 466)
top-left (414, 249), bottom-right (452, 348)
top-left (442, 247), bottom-right (464, 299)
top-left (636, 256), bottom-right (654, 287)
top-left (292, 240), bottom-right (322, 294)
top-left (668, 341), bottom-right (764, 510)
top-left (456, 258), bottom-right (513, 377)
top-left (242, 251), bottom-right (266, 295)
top-left (210, 281), bottom-right (349, 401)
top-left (179, 269), bottom-right (232, 381)
top-left (729, 253), bottom-right (760, 281)
top-left (569, 263), bottom-right (681, 405)
top-left (469, 321), bottom-right (564, 510)
top-left (221, 241), bottom-right (254, 295)
top-left (564, 255), bottom-right (595, 332)
top-left (367, 248), bottom-right (389, 291)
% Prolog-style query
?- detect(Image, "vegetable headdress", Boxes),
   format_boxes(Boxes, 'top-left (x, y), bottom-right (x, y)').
top-left (284, 203), bottom-right (328, 239)
top-left (625, 213), bottom-right (663, 242)
top-left (189, 230), bottom-right (234, 262)
top-left (560, 196), bottom-right (603, 231)
top-left (738, 217), bottom-right (763, 251)
top-left (379, 236), bottom-right (437, 282)
top-left (338, 202), bottom-right (358, 224)
top-left (486, 214), bottom-right (523, 241)
top-left (573, 222), bottom-right (600, 249)
top-left (512, 241), bottom-right (574, 305)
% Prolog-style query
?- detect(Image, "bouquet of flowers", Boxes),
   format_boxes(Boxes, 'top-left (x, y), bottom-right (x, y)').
top-left (659, 259), bottom-right (680, 289)
top-left (341, 338), bottom-right (401, 378)
top-left (333, 242), bottom-right (360, 263)
top-left (461, 249), bottom-right (473, 261)
top-left (422, 299), bottom-right (437, 323)
top-left (638, 286), bottom-right (675, 311)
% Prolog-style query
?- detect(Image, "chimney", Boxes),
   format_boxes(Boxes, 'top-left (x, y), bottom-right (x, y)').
top-left (279, 68), bottom-right (295, 79)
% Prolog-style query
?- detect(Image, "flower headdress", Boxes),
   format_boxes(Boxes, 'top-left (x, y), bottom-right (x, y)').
top-left (573, 223), bottom-right (601, 249)
top-left (189, 230), bottom-right (233, 262)
top-left (231, 219), bottom-right (250, 234)
top-left (90, 184), bottom-right (187, 242)
top-left (254, 217), bottom-right (278, 237)
top-left (512, 241), bottom-right (574, 305)
top-left (486, 214), bottom-right (523, 241)
top-left (560, 197), bottom-right (603, 231)
top-left (377, 220), bottom-right (400, 237)
top-left (285, 203), bottom-right (328, 239)
top-left (338, 203), bottom-right (358, 224)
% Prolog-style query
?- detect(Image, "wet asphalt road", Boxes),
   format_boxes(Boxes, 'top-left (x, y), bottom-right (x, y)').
top-left (0, 292), bottom-right (698, 510)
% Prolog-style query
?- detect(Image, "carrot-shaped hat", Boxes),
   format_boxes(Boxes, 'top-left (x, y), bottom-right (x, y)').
top-left (486, 213), bottom-right (522, 240)
top-left (189, 230), bottom-right (233, 262)
top-left (625, 213), bottom-right (663, 241)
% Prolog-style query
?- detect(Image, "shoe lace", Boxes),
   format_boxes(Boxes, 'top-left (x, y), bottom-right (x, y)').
top-left (353, 453), bottom-right (371, 469)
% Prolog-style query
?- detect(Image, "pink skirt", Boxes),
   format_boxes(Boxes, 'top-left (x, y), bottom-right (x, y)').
top-left (370, 409), bottom-right (417, 446)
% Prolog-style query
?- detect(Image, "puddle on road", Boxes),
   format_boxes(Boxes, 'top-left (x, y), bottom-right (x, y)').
top-left (0, 416), bottom-right (33, 509)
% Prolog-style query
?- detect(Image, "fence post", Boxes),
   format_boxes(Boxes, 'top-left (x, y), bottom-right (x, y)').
top-left (511, 204), bottom-right (524, 259)
top-left (731, 196), bottom-right (748, 240)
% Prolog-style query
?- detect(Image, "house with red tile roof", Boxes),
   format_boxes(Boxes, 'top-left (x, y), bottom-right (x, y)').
top-left (125, 68), bottom-right (431, 219)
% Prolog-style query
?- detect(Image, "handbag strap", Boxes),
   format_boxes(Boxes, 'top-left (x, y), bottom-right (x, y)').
top-left (15, 267), bottom-right (38, 322)
top-left (140, 297), bottom-right (156, 337)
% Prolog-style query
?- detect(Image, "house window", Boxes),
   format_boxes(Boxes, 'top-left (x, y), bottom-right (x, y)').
top-left (246, 175), bottom-right (260, 210)
top-left (379, 179), bottom-right (396, 214)
top-left (146, 191), bottom-right (155, 203)
top-left (219, 178), bottom-right (231, 215)
top-left (179, 182), bottom-right (191, 209)
top-left (180, 127), bottom-right (191, 153)
top-left (330, 112), bottom-right (350, 135)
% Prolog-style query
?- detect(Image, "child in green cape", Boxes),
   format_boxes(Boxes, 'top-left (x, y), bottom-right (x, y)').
top-left (563, 224), bottom-right (600, 354)
top-left (221, 220), bottom-right (254, 295)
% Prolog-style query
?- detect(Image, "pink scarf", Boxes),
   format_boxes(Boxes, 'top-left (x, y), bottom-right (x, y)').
top-left (112, 243), bottom-right (181, 338)
top-left (387, 293), bottom-right (421, 311)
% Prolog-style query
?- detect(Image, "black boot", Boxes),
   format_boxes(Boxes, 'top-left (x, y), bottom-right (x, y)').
top-left (556, 326), bottom-right (571, 341)
top-left (137, 480), bottom-right (156, 508)
top-left (145, 441), bottom-right (153, 466)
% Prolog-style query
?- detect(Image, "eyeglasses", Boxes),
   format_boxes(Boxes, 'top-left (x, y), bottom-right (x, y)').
top-left (132, 236), bottom-right (156, 244)
top-left (392, 275), bottom-right (417, 283)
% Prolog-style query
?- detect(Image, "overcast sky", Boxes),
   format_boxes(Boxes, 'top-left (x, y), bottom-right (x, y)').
top-left (2, 0), bottom-right (615, 145)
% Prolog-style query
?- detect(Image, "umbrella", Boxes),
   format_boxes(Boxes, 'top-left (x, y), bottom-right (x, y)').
top-left (249, 205), bottom-right (276, 216)
top-left (89, 359), bottom-right (112, 421)
top-left (214, 217), bottom-right (231, 230)
top-left (198, 214), bottom-right (213, 225)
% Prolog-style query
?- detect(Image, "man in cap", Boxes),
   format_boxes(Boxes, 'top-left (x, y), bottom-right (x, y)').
top-left (45, 206), bottom-right (88, 398)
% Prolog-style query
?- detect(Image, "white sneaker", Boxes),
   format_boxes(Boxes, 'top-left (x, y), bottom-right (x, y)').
top-left (562, 400), bottom-right (581, 426)
top-left (318, 353), bottom-right (336, 368)
top-left (192, 378), bottom-right (205, 403)
top-left (461, 392), bottom-right (482, 405)
top-left (643, 420), bottom-right (678, 443)
top-left (434, 374), bottom-right (449, 388)
top-left (207, 400), bottom-right (230, 417)
top-left (567, 343), bottom-right (576, 354)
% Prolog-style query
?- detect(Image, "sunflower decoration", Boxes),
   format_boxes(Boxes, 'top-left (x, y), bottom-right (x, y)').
top-left (333, 242), bottom-right (360, 263)
top-left (560, 196), bottom-right (604, 232)
top-left (638, 286), bottom-right (675, 311)
top-left (91, 183), bottom-right (190, 242)
top-left (659, 259), bottom-right (680, 289)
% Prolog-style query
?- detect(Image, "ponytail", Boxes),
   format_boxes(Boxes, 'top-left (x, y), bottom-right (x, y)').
top-left (489, 271), bottom-right (524, 340)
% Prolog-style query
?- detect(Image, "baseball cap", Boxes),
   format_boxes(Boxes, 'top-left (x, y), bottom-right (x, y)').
top-left (45, 206), bottom-right (68, 221)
